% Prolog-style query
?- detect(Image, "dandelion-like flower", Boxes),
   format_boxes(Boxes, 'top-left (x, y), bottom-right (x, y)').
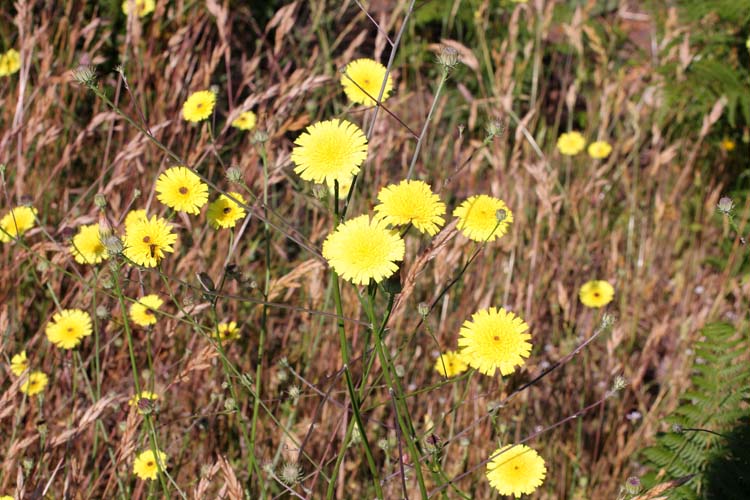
top-left (587, 140), bottom-right (612, 159)
top-left (232, 111), bottom-right (257, 131)
top-left (341, 58), bottom-right (393, 106)
top-left (123, 215), bottom-right (177, 268)
top-left (486, 444), bottom-right (546, 497)
top-left (155, 166), bottom-right (208, 214)
top-left (69, 223), bottom-right (109, 264)
top-left (213, 321), bottom-right (241, 342)
top-left (453, 195), bottom-right (513, 242)
top-left (322, 215), bottom-right (405, 285)
top-left (579, 280), bottom-right (614, 308)
top-left (457, 307), bottom-right (531, 376)
top-left (721, 137), bottom-right (736, 152)
top-left (129, 390), bottom-right (159, 414)
top-left (374, 180), bottom-right (446, 235)
top-left (45, 309), bottom-right (93, 350)
top-left (0, 206), bottom-right (36, 243)
top-left (124, 209), bottom-right (148, 231)
top-left (0, 494), bottom-right (14, 500)
top-left (181, 90), bottom-right (216, 123)
top-left (20, 371), bottom-right (48, 396)
top-left (133, 449), bottom-right (168, 481)
top-left (207, 192), bottom-right (247, 229)
top-left (0, 49), bottom-right (20, 77)
top-left (129, 294), bottom-right (164, 327)
top-left (10, 351), bottom-right (28, 376)
top-left (434, 351), bottom-right (468, 378)
top-left (557, 131), bottom-right (586, 156)
top-left (291, 119), bottom-right (368, 185)
top-left (122, 0), bottom-right (155, 17)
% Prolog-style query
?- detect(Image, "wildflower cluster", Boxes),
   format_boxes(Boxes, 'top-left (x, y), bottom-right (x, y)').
top-left (557, 131), bottom-right (612, 159)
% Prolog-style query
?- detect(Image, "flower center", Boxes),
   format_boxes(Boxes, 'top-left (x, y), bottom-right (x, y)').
top-left (145, 308), bottom-right (154, 315)
top-left (147, 460), bottom-right (154, 467)
top-left (143, 236), bottom-right (151, 243)
top-left (493, 335), bottom-right (500, 341)
top-left (179, 187), bottom-right (188, 195)
top-left (223, 207), bottom-right (232, 214)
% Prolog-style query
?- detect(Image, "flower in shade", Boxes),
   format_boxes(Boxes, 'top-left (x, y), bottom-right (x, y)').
top-left (374, 180), bottom-right (446, 235)
top-left (587, 140), bottom-right (612, 159)
top-left (129, 295), bottom-right (164, 327)
top-left (721, 137), bottom-right (736, 152)
top-left (20, 371), bottom-right (48, 396)
top-left (434, 351), bottom-right (468, 378)
top-left (70, 223), bottom-right (109, 264)
top-left (579, 280), bottom-right (614, 308)
top-left (453, 195), bottom-right (513, 242)
top-left (341, 58), bottom-right (393, 106)
top-left (133, 449), bottom-right (168, 481)
top-left (0, 49), bottom-right (20, 77)
top-left (181, 90), bottom-right (216, 123)
top-left (124, 209), bottom-right (148, 231)
top-left (46, 309), bottom-right (93, 349)
top-left (457, 307), bottom-right (531, 376)
top-left (291, 119), bottom-right (368, 185)
top-left (155, 166), bottom-right (208, 214)
top-left (213, 321), bottom-right (240, 342)
top-left (129, 390), bottom-right (159, 414)
top-left (486, 444), bottom-right (546, 497)
top-left (123, 215), bottom-right (177, 267)
top-left (207, 192), bottom-right (247, 229)
top-left (10, 351), bottom-right (28, 376)
top-left (322, 214), bottom-right (405, 285)
top-left (122, 0), bottom-right (155, 17)
top-left (557, 131), bottom-right (586, 156)
top-left (232, 111), bottom-right (257, 131)
top-left (0, 206), bottom-right (37, 243)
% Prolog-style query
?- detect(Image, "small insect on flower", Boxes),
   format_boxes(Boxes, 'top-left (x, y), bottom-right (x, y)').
top-left (128, 390), bottom-right (159, 414)
top-left (155, 166), bottom-right (208, 214)
top-left (122, 215), bottom-right (177, 268)
top-left (10, 351), bottom-right (28, 376)
top-left (133, 449), bottom-right (168, 481)
top-left (181, 90), bottom-right (216, 123)
top-left (231, 111), bottom-right (257, 131)
top-left (374, 180), bottom-right (446, 236)
top-left (457, 307), bottom-right (531, 376)
top-left (341, 58), bottom-right (393, 106)
top-left (486, 444), bottom-right (546, 497)
top-left (0, 48), bottom-right (21, 77)
top-left (45, 309), bottom-right (93, 350)
top-left (0, 206), bottom-right (37, 243)
top-left (207, 192), bottom-right (247, 229)
top-left (20, 371), bottom-right (49, 396)
top-left (579, 280), bottom-right (615, 308)
top-left (69, 223), bottom-right (109, 264)
top-left (291, 119), bottom-right (368, 185)
top-left (453, 195), bottom-right (514, 242)
top-left (557, 131), bottom-right (586, 156)
top-left (129, 294), bottom-right (164, 327)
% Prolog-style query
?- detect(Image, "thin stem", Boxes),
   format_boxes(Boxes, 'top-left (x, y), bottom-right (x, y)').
top-left (407, 71), bottom-right (448, 179)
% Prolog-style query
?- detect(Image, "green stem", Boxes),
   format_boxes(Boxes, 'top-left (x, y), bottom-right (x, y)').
top-left (407, 72), bottom-right (448, 180)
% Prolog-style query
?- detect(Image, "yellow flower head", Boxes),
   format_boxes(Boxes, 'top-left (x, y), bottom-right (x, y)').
top-left (129, 390), bottom-right (159, 414)
top-left (0, 206), bottom-right (37, 243)
top-left (232, 111), bottom-right (257, 131)
top-left (20, 371), bottom-right (48, 396)
top-left (124, 209), bottom-right (148, 231)
top-left (207, 192), bottom-right (247, 229)
top-left (129, 294), bottom-right (164, 327)
top-left (291, 119), bottom-right (368, 185)
top-left (181, 90), bottom-right (216, 123)
top-left (587, 140), bottom-right (612, 159)
top-left (46, 309), bottom-right (93, 350)
top-left (579, 280), bottom-right (614, 308)
top-left (374, 180), bottom-right (446, 236)
top-left (457, 307), bottom-right (531, 376)
top-left (341, 58), bottom-right (393, 106)
top-left (453, 195), bottom-right (513, 242)
top-left (123, 215), bottom-right (177, 268)
top-left (133, 449), bottom-right (168, 481)
top-left (155, 166), bottom-right (208, 214)
top-left (557, 131), bottom-right (586, 156)
top-left (322, 214), bottom-right (405, 285)
top-left (213, 321), bottom-right (240, 342)
top-left (486, 444), bottom-right (546, 497)
top-left (0, 495), bottom-right (14, 500)
top-left (10, 351), bottom-right (28, 376)
top-left (721, 137), bottom-right (736, 152)
top-left (434, 351), bottom-right (468, 378)
top-left (122, 0), bottom-right (155, 17)
top-left (69, 223), bottom-right (109, 264)
top-left (0, 49), bottom-right (21, 77)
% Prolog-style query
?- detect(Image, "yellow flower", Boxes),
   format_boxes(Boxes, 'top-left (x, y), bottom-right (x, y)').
top-left (322, 214), bottom-right (405, 285)
top-left (326, 175), bottom-right (354, 197)
top-left (0, 206), bottom-right (37, 243)
top-left (182, 90), bottom-right (216, 122)
top-left (46, 309), bottom-right (93, 350)
top-left (0, 495), bottom-right (14, 500)
top-left (123, 215), bottom-right (177, 267)
top-left (129, 390), bottom-right (159, 414)
top-left (453, 195), bottom-right (513, 242)
top-left (721, 137), bottom-right (736, 152)
top-left (434, 351), bottom-right (468, 378)
top-left (341, 58), bottom-right (393, 106)
top-left (155, 166), bottom-right (208, 214)
top-left (587, 140), bottom-right (612, 159)
top-left (129, 294), bottom-right (164, 327)
top-left (557, 131), bottom-right (586, 156)
top-left (232, 111), bottom-right (257, 131)
top-left (207, 192), bottom-right (247, 229)
top-left (20, 371), bottom-right (49, 396)
top-left (457, 307), bottom-right (531, 376)
top-left (213, 321), bottom-right (241, 342)
top-left (486, 444), bottom-right (546, 497)
top-left (124, 209), bottom-right (148, 231)
top-left (133, 449), bottom-right (168, 481)
top-left (374, 180), bottom-right (446, 236)
top-left (0, 49), bottom-right (20, 77)
top-left (579, 280), bottom-right (614, 308)
top-left (121, 0), bottom-right (155, 17)
top-left (10, 351), bottom-right (28, 376)
top-left (291, 119), bottom-right (368, 185)
top-left (69, 223), bottom-right (109, 264)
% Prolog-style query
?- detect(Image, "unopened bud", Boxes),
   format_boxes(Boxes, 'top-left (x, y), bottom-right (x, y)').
top-left (485, 119), bottom-right (505, 140)
top-left (73, 65), bottom-right (97, 87)
top-left (437, 46), bottom-right (460, 73)
top-left (496, 209), bottom-right (507, 222)
top-left (226, 167), bottom-right (243, 183)
top-left (625, 476), bottom-right (641, 495)
top-left (252, 130), bottom-right (269, 144)
top-left (417, 302), bottom-right (430, 317)
top-left (94, 193), bottom-right (107, 209)
top-left (717, 196), bottom-right (734, 215)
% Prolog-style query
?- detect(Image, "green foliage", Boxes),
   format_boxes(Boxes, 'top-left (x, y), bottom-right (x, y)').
top-left (641, 322), bottom-right (750, 499)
